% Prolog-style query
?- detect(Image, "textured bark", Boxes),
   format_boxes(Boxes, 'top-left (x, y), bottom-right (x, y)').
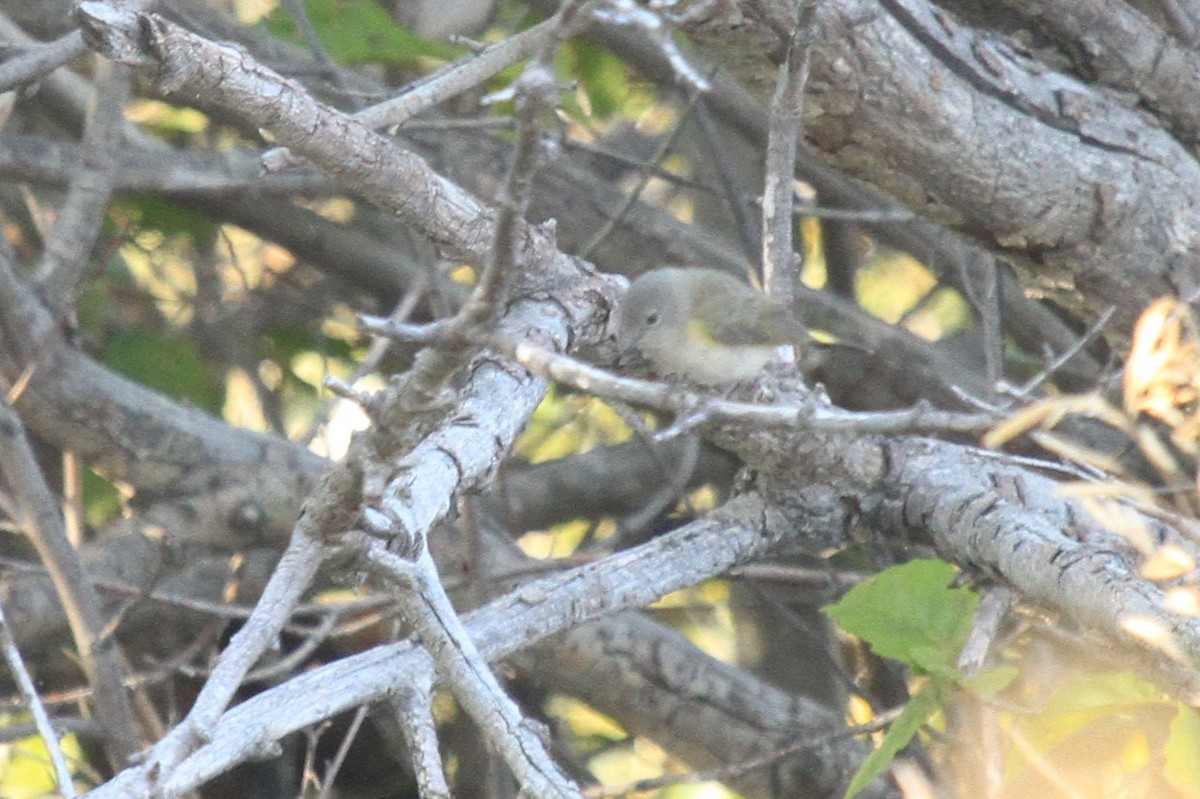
top-left (0, 0), bottom-right (1196, 796)
top-left (674, 0), bottom-right (1200, 331)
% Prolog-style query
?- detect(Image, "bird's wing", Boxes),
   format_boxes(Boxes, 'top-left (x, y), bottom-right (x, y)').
top-left (696, 287), bottom-right (803, 345)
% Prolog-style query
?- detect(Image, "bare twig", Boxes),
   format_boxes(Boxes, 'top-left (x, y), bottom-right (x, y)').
top-left (68, 13), bottom-right (607, 797)
top-left (334, 15), bottom-right (592, 796)
top-left (958, 585), bottom-right (1014, 675)
top-left (593, 0), bottom-right (710, 93)
top-left (83, 494), bottom-right (830, 797)
top-left (581, 706), bottom-right (903, 798)
top-left (578, 91), bottom-right (701, 260)
top-left (1001, 305), bottom-right (1116, 401)
top-left (792, 203), bottom-right (916, 222)
top-left (137, 523), bottom-right (327, 783)
top-left (491, 333), bottom-right (995, 435)
top-left (299, 273), bottom-right (429, 447)
top-left (243, 610), bottom-right (340, 685)
top-left (278, 0), bottom-right (353, 104)
top-left (390, 670), bottom-right (451, 799)
top-left (694, 99), bottom-right (761, 264)
top-left (0, 399), bottom-right (140, 766)
top-left (354, 532), bottom-right (584, 798)
top-left (314, 704), bottom-right (369, 799)
top-left (0, 30), bottom-right (87, 94)
top-left (0, 598), bottom-right (77, 797)
top-left (261, 17), bottom-right (560, 171)
top-left (615, 433), bottom-right (700, 540)
top-left (75, 4), bottom-right (511, 268)
top-left (956, 250), bottom-right (1003, 402)
top-left (479, 58), bottom-right (560, 304)
top-left (366, 316), bottom-right (995, 433)
top-left (761, 0), bottom-right (815, 304)
top-left (0, 716), bottom-right (96, 745)
top-left (34, 57), bottom-right (130, 312)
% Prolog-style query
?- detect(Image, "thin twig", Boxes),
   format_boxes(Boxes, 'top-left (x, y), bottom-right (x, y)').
top-left (760, 0), bottom-right (815, 304)
top-left (0, 30), bottom-right (87, 94)
top-left (33, 57), bottom-right (130, 312)
top-left (0, 553), bottom-right (389, 629)
top-left (278, 0), bottom-right (355, 105)
top-left (261, 17), bottom-right (560, 171)
top-left (299, 273), bottom-right (429, 446)
top-left (491, 333), bottom-right (995, 435)
top-left (958, 585), bottom-right (1014, 675)
top-left (582, 705), bottom-right (903, 798)
top-left (479, 60), bottom-right (559, 304)
top-left (594, 0), bottom-right (710, 92)
top-left (314, 704), bottom-right (369, 799)
top-left (371, 316), bottom-right (996, 434)
top-left (1001, 305), bottom-right (1116, 401)
top-left (354, 532), bottom-right (584, 798)
top-left (0, 399), bottom-right (140, 766)
top-left (694, 99), bottom-right (761, 264)
top-left (243, 611), bottom-right (340, 684)
top-left (792, 203), bottom-right (916, 222)
top-left (84, 496), bottom-right (796, 799)
top-left (956, 250), bottom-right (1003, 402)
top-left (578, 91), bottom-right (702, 260)
top-left (137, 526), bottom-right (327, 783)
top-left (390, 672), bottom-right (452, 799)
top-left (614, 432), bottom-right (700, 543)
top-left (0, 598), bottom-right (77, 797)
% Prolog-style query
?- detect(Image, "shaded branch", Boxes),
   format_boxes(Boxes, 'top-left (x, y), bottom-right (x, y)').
top-left (0, 399), bottom-right (140, 766)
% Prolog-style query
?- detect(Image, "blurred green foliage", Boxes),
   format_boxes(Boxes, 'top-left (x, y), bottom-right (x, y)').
top-left (558, 38), bottom-right (633, 120)
top-left (994, 671), bottom-right (1200, 798)
top-left (827, 561), bottom-right (1200, 799)
top-left (0, 729), bottom-right (82, 799)
top-left (5, 2), bottom-right (1185, 797)
top-left (118, 195), bottom-right (216, 248)
top-left (515, 388), bottom-right (632, 464)
top-left (264, 0), bottom-right (461, 66)
top-left (101, 330), bottom-right (224, 414)
top-left (83, 468), bottom-right (123, 530)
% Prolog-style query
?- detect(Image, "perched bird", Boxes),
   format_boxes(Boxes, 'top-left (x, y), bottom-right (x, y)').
top-left (615, 266), bottom-right (805, 385)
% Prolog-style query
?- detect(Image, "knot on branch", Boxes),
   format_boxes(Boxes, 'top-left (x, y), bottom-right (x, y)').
top-left (363, 506), bottom-right (425, 561)
top-left (76, 3), bottom-right (161, 67)
top-left (513, 64), bottom-right (560, 117)
top-left (229, 500), bottom-right (269, 539)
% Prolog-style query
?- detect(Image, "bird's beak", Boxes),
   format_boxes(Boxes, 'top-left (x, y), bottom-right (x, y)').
top-left (614, 334), bottom-right (650, 371)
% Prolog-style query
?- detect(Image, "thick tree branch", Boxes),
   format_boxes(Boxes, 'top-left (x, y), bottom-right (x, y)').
top-left (676, 0), bottom-right (1200, 330)
top-left (83, 495), bottom-right (799, 798)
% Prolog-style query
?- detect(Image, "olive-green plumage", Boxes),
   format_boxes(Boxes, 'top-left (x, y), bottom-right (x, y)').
top-left (616, 267), bottom-right (804, 385)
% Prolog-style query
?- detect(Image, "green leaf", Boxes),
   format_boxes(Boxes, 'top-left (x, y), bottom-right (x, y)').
top-left (265, 0), bottom-right (461, 66)
top-left (844, 681), bottom-right (945, 799)
top-left (824, 559), bottom-right (977, 674)
top-left (1165, 706), bottom-right (1200, 797)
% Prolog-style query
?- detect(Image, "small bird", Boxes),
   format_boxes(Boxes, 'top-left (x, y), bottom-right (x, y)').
top-left (615, 266), bottom-right (805, 385)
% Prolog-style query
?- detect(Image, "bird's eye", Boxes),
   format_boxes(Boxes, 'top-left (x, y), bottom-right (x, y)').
top-left (645, 311), bottom-right (659, 326)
